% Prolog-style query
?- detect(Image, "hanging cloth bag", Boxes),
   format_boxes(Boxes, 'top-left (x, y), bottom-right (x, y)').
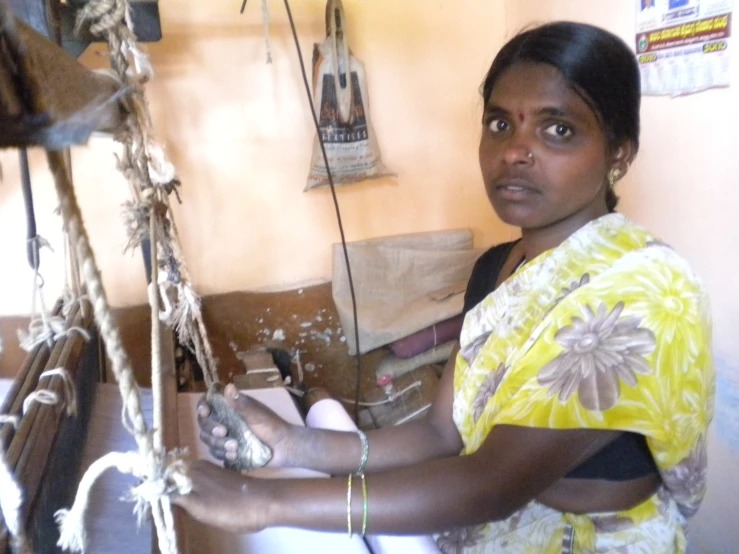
top-left (305, 0), bottom-right (394, 191)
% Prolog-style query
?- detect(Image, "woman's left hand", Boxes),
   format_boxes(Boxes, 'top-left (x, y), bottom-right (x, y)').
top-left (173, 460), bottom-right (272, 534)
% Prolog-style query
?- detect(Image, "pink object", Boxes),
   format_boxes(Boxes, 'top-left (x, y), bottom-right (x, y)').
top-left (388, 315), bottom-right (464, 359)
top-left (377, 375), bottom-right (393, 387)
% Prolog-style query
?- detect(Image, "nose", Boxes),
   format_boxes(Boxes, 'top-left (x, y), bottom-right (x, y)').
top-left (503, 143), bottom-right (534, 166)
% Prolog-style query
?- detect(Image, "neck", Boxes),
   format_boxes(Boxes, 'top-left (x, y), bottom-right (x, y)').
top-left (519, 208), bottom-right (610, 261)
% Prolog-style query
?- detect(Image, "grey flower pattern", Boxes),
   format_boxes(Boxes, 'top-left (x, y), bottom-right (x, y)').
top-left (538, 302), bottom-right (656, 411)
top-left (661, 435), bottom-right (708, 518)
top-left (436, 524), bottom-right (486, 554)
top-left (591, 514), bottom-right (636, 533)
top-left (555, 273), bottom-right (590, 304)
top-left (471, 363), bottom-right (509, 423)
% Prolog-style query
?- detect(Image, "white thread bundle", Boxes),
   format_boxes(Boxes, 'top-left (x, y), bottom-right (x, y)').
top-left (0, 418), bottom-right (30, 553)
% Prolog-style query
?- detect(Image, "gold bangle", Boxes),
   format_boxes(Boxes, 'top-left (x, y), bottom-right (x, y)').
top-left (347, 473), bottom-right (354, 537)
top-left (359, 472), bottom-right (368, 536)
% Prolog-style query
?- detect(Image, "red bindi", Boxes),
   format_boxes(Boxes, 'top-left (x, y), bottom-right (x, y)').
top-left (517, 112), bottom-right (525, 123)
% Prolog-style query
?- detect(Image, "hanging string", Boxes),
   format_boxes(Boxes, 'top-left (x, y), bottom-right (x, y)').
top-left (261, 0), bottom-right (273, 63)
top-left (280, 0), bottom-right (364, 421)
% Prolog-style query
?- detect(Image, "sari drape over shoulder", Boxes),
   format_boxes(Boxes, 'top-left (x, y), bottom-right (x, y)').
top-left (440, 214), bottom-right (714, 554)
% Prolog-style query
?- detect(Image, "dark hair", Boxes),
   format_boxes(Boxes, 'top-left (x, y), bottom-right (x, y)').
top-left (482, 22), bottom-right (641, 211)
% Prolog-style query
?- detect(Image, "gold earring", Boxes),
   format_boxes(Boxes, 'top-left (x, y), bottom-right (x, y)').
top-left (607, 168), bottom-right (622, 187)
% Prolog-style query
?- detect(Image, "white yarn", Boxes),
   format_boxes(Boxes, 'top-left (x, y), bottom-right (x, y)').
top-left (40, 367), bottom-right (78, 417)
top-left (0, 415), bottom-right (20, 428)
top-left (22, 389), bottom-right (58, 416)
top-left (56, 451), bottom-right (191, 554)
top-left (56, 452), bottom-right (142, 553)
top-left (0, 450), bottom-right (25, 543)
top-left (145, 140), bottom-right (176, 187)
top-left (0, 417), bottom-right (29, 553)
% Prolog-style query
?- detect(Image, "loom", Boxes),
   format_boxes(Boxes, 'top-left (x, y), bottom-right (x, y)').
top-left (0, 0), bottom-right (210, 550)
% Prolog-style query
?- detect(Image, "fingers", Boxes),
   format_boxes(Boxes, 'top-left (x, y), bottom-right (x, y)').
top-left (207, 441), bottom-right (239, 463)
top-left (198, 393), bottom-right (239, 457)
top-left (223, 384), bottom-right (271, 419)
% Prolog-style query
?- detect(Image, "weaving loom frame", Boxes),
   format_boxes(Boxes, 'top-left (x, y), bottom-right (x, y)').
top-left (0, 301), bottom-right (99, 554)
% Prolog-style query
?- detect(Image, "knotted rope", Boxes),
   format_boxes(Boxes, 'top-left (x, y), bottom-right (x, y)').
top-left (80, 0), bottom-right (218, 388)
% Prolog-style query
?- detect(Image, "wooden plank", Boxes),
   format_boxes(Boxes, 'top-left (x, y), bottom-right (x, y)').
top-left (153, 325), bottom-right (189, 554)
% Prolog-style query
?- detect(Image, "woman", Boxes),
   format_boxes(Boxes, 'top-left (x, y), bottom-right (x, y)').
top-left (175, 22), bottom-right (713, 553)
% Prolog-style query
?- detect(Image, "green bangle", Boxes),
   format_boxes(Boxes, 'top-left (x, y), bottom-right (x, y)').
top-left (359, 472), bottom-right (368, 536)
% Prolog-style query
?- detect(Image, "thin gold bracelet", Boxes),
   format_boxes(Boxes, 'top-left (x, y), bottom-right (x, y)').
top-left (347, 473), bottom-right (354, 537)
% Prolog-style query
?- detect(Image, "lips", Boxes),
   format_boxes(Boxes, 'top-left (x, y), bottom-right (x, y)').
top-left (494, 178), bottom-right (539, 201)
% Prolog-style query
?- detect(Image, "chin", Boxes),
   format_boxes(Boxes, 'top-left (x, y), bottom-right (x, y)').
top-left (490, 203), bottom-right (543, 230)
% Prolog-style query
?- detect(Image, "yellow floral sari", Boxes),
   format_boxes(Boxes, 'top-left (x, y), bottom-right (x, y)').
top-left (438, 214), bottom-right (714, 554)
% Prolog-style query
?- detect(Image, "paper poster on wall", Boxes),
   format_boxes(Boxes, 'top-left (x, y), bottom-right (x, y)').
top-left (636, 0), bottom-right (733, 95)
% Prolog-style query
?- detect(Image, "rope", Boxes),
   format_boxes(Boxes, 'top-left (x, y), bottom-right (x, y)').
top-left (55, 451), bottom-right (190, 554)
top-left (78, 0), bottom-right (219, 389)
top-left (47, 149), bottom-right (188, 554)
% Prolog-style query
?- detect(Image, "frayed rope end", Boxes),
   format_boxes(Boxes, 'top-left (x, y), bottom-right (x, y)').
top-left (55, 508), bottom-right (88, 554)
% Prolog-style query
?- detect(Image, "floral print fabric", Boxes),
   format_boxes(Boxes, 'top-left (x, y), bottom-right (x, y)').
top-left (445, 214), bottom-right (714, 553)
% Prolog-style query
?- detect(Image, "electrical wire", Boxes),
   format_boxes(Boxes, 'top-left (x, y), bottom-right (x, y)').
top-left (281, 0), bottom-right (364, 422)
top-left (19, 148), bottom-right (40, 271)
top-left (338, 381), bottom-right (423, 408)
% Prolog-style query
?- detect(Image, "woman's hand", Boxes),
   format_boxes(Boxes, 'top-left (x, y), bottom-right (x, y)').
top-left (197, 384), bottom-right (296, 468)
top-left (173, 460), bottom-right (271, 534)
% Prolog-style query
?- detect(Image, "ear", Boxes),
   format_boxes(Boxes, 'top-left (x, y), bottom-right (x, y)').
top-left (609, 141), bottom-right (635, 176)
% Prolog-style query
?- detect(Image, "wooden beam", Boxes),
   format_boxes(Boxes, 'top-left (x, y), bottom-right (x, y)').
top-left (152, 325), bottom-right (189, 554)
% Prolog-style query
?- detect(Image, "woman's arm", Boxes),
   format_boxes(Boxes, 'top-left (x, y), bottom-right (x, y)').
top-left (288, 343), bottom-right (464, 473)
top-left (176, 422), bottom-right (620, 535)
top-left (201, 344), bottom-right (464, 474)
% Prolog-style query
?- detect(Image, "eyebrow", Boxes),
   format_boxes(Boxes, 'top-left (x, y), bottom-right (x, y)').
top-left (483, 104), bottom-right (572, 119)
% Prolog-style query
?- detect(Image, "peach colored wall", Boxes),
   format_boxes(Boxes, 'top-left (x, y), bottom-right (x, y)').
top-left (0, 0), bottom-right (513, 317)
top-left (2, 1), bottom-right (737, 550)
top-left (504, 2), bottom-right (739, 553)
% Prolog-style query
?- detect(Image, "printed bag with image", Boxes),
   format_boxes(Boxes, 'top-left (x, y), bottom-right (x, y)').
top-left (305, 0), bottom-right (394, 191)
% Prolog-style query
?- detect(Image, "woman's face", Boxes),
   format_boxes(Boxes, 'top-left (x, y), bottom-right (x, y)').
top-left (479, 62), bottom-right (615, 233)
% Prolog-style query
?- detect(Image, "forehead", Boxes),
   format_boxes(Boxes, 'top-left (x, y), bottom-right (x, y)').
top-left (486, 62), bottom-right (598, 123)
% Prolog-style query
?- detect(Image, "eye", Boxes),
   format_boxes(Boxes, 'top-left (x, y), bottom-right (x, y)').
top-left (488, 118), bottom-right (510, 133)
top-left (543, 123), bottom-right (574, 139)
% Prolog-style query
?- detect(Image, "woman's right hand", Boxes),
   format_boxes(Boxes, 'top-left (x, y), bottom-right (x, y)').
top-left (197, 384), bottom-right (296, 468)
